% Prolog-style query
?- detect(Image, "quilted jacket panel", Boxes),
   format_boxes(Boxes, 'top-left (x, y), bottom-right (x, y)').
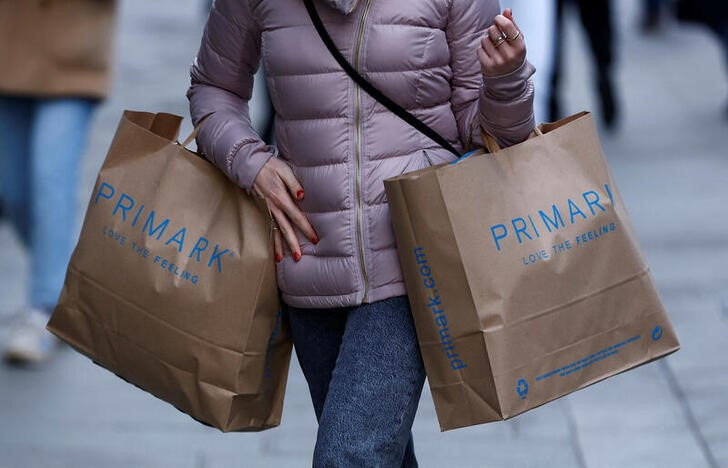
top-left (188, 0), bottom-right (535, 308)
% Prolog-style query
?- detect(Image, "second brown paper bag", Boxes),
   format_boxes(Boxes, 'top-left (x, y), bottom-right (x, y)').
top-left (385, 112), bottom-right (679, 431)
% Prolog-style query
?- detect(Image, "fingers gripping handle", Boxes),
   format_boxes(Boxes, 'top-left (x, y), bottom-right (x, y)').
top-left (481, 125), bottom-right (543, 154)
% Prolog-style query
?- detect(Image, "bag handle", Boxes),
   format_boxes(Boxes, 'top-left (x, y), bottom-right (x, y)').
top-left (181, 126), bottom-right (202, 149)
top-left (481, 132), bottom-right (502, 154)
top-left (303, 0), bottom-right (464, 157)
top-left (178, 113), bottom-right (213, 150)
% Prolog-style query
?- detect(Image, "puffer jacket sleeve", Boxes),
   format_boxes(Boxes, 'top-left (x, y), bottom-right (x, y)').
top-left (446, 0), bottom-right (536, 149)
top-left (187, 0), bottom-right (273, 193)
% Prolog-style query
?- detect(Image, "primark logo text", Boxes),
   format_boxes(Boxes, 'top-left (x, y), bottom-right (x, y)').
top-left (94, 181), bottom-right (233, 273)
top-left (489, 184), bottom-right (616, 252)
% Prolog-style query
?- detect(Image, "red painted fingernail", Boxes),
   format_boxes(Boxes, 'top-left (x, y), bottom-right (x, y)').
top-left (294, 252), bottom-right (302, 262)
top-left (312, 235), bottom-right (320, 245)
top-left (297, 190), bottom-right (305, 200)
top-left (275, 254), bottom-right (283, 263)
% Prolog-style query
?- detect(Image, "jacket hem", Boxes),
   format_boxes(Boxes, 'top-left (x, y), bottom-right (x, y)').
top-left (281, 281), bottom-right (407, 309)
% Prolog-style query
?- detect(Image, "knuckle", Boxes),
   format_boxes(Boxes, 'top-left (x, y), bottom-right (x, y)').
top-left (292, 213), bottom-right (306, 227)
top-left (280, 166), bottom-right (294, 179)
top-left (282, 201), bottom-right (298, 216)
top-left (282, 200), bottom-right (297, 215)
top-left (269, 158), bottom-right (283, 172)
top-left (261, 162), bottom-right (274, 176)
top-left (270, 192), bottom-right (284, 206)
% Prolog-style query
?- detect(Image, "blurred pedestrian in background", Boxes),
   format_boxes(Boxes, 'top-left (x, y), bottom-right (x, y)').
top-left (0, 0), bottom-right (117, 365)
top-left (501, 0), bottom-right (557, 123)
top-left (676, 0), bottom-right (728, 117)
top-left (550, 0), bottom-right (620, 129)
top-left (641, 0), bottom-right (665, 33)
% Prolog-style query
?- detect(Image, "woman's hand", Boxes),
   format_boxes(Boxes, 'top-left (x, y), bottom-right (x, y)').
top-left (252, 158), bottom-right (318, 263)
top-left (477, 8), bottom-right (527, 78)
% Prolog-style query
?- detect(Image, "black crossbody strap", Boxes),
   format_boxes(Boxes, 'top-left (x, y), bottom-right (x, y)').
top-left (303, 0), bottom-right (461, 157)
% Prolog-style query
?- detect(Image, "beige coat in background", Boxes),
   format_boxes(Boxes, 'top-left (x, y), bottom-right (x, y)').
top-left (0, 0), bottom-right (116, 99)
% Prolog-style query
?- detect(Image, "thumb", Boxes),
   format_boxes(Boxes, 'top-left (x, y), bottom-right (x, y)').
top-left (503, 8), bottom-right (520, 30)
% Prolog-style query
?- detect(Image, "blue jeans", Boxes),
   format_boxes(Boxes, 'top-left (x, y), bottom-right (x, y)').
top-left (0, 96), bottom-right (97, 311)
top-left (287, 296), bottom-right (426, 468)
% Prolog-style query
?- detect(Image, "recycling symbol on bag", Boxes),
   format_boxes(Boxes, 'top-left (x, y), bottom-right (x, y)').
top-left (651, 326), bottom-right (664, 341)
top-left (516, 379), bottom-right (529, 400)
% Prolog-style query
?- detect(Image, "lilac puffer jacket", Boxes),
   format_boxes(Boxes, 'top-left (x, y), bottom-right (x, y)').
top-left (188, 0), bottom-right (535, 309)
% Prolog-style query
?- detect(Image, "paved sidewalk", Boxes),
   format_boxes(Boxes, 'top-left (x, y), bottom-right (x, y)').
top-left (1, 1), bottom-right (727, 467)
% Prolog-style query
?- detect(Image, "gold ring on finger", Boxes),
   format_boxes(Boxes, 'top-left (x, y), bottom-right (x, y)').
top-left (507, 30), bottom-right (522, 43)
top-left (493, 35), bottom-right (507, 48)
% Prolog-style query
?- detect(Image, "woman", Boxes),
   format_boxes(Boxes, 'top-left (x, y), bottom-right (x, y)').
top-left (550, 0), bottom-right (618, 128)
top-left (0, 0), bottom-right (116, 364)
top-left (188, 0), bottom-right (534, 465)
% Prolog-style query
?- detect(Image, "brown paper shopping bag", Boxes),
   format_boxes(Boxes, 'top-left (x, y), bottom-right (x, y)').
top-left (47, 111), bottom-right (291, 432)
top-left (385, 112), bottom-right (679, 431)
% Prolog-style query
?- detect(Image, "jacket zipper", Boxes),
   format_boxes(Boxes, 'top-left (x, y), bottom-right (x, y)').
top-left (353, 0), bottom-right (374, 302)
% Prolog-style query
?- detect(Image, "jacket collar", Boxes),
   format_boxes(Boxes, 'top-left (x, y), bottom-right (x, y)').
top-left (323, 0), bottom-right (360, 15)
